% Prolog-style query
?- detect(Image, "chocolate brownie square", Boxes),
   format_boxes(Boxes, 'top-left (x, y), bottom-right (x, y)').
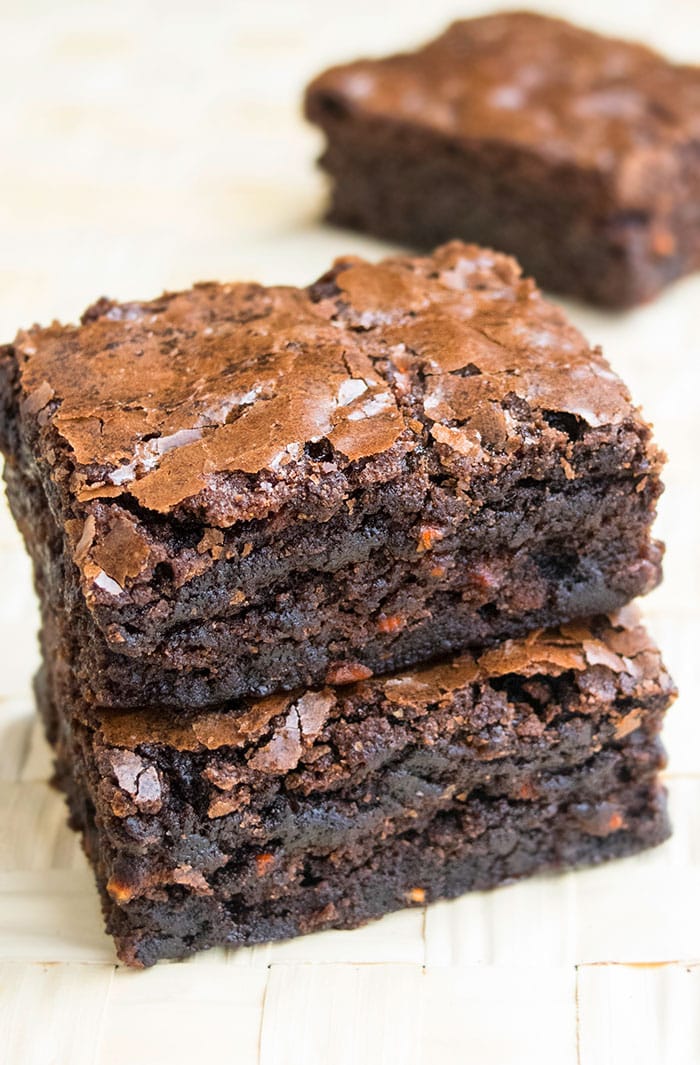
top-left (40, 610), bottom-right (674, 966)
top-left (0, 242), bottom-right (663, 708)
top-left (306, 12), bottom-right (700, 306)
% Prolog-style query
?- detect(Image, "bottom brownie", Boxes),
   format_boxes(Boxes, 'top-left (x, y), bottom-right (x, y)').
top-left (39, 611), bottom-right (674, 966)
top-left (67, 752), bottom-right (668, 968)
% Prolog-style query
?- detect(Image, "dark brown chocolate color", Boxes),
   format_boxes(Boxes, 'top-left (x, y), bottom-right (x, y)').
top-left (306, 12), bottom-right (700, 306)
top-left (41, 610), bottom-right (674, 966)
top-left (0, 243), bottom-right (663, 707)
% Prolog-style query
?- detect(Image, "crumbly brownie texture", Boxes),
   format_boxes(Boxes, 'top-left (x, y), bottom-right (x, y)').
top-left (0, 243), bottom-right (663, 707)
top-left (40, 612), bottom-right (674, 966)
top-left (26, 466), bottom-right (662, 708)
top-left (305, 13), bottom-right (700, 307)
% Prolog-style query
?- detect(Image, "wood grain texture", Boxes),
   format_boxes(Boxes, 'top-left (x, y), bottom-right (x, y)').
top-left (0, 0), bottom-right (698, 1061)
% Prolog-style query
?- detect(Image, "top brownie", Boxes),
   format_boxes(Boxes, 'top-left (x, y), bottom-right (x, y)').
top-left (0, 242), bottom-right (663, 706)
top-left (306, 12), bottom-right (700, 306)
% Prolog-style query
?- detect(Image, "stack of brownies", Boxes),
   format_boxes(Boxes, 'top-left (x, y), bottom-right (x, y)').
top-left (0, 240), bottom-right (674, 966)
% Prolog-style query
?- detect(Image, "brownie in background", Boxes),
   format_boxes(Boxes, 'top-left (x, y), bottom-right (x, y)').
top-left (306, 12), bottom-right (700, 307)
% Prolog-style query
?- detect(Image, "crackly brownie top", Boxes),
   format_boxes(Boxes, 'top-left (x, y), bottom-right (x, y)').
top-left (306, 11), bottom-right (700, 200)
top-left (79, 609), bottom-right (674, 820)
top-left (6, 241), bottom-right (638, 537)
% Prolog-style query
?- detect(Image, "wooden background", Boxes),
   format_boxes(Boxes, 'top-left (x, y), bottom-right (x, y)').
top-left (0, 1), bottom-right (698, 1061)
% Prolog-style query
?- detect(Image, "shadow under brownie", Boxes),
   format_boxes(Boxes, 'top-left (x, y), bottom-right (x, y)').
top-left (39, 610), bottom-right (674, 966)
top-left (306, 12), bottom-right (700, 307)
top-left (1, 242), bottom-right (663, 709)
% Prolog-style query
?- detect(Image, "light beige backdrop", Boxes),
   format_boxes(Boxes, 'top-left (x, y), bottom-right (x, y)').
top-left (0, 1), bottom-right (698, 1062)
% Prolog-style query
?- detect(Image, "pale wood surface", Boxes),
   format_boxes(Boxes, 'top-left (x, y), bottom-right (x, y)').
top-left (0, 1), bottom-right (699, 1061)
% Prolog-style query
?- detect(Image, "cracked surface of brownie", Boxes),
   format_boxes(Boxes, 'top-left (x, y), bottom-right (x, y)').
top-left (1, 242), bottom-right (664, 706)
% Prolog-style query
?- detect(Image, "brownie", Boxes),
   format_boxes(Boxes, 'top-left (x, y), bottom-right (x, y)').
top-left (0, 242), bottom-right (663, 708)
top-left (305, 12), bottom-right (700, 307)
top-left (40, 610), bottom-right (674, 966)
